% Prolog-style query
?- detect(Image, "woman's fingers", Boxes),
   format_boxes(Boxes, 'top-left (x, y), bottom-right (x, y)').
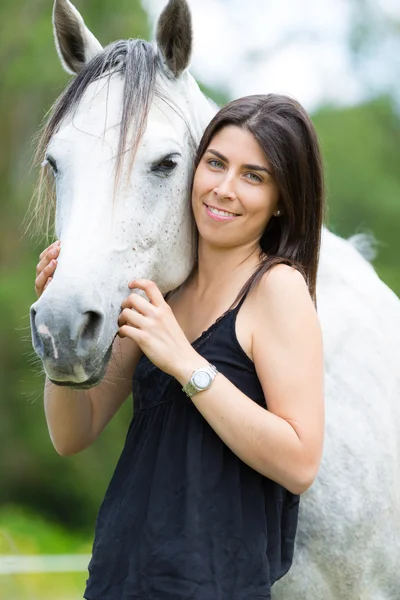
top-left (43, 277), bottom-right (53, 291)
top-left (35, 260), bottom-right (58, 297)
top-left (35, 241), bottom-right (61, 298)
top-left (121, 292), bottom-right (154, 315)
top-left (36, 243), bottom-right (60, 276)
top-left (128, 279), bottom-right (165, 307)
top-left (39, 240), bottom-right (60, 261)
top-left (117, 307), bottom-right (146, 330)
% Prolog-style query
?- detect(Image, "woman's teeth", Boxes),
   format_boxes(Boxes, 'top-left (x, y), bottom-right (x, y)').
top-left (208, 206), bottom-right (238, 217)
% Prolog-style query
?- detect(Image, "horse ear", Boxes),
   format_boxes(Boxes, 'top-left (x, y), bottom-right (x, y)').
top-left (156, 0), bottom-right (192, 77)
top-left (53, 0), bottom-right (103, 75)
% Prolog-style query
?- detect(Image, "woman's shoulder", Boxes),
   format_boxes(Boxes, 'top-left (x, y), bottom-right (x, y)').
top-left (261, 262), bottom-right (306, 286)
top-left (249, 263), bottom-right (309, 310)
top-left (234, 264), bottom-right (311, 364)
top-left (246, 262), bottom-right (320, 354)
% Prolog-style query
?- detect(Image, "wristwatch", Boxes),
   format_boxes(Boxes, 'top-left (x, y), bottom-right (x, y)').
top-left (182, 364), bottom-right (219, 398)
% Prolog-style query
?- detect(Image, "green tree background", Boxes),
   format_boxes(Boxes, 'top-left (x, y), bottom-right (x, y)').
top-left (0, 1), bottom-right (399, 595)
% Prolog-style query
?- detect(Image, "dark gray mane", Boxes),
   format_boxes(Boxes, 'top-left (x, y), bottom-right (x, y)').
top-left (29, 39), bottom-right (171, 238)
top-left (43, 39), bottom-right (165, 178)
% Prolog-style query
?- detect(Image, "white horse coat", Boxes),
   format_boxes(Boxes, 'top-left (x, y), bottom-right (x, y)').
top-left (30, 1), bottom-right (400, 598)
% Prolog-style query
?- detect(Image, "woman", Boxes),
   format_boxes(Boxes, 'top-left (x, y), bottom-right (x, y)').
top-left (36, 94), bottom-right (325, 599)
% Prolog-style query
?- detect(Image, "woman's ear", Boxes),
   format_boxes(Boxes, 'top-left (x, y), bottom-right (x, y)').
top-left (53, 0), bottom-right (103, 75)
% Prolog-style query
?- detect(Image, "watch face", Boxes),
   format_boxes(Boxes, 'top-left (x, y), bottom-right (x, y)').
top-left (193, 370), bottom-right (211, 389)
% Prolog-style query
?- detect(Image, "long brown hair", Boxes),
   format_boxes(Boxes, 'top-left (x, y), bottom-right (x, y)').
top-left (193, 93), bottom-right (326, 309)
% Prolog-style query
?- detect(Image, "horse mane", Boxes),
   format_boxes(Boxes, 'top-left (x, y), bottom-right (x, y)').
top-left (25, 39), bottom-right (168, 240)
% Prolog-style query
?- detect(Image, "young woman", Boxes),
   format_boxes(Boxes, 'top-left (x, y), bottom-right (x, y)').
top-left (35, 94), bottom-right (325, 599)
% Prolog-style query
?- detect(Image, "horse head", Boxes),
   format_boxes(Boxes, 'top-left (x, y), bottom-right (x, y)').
top-left (29, 0), bottom-right (216, 388)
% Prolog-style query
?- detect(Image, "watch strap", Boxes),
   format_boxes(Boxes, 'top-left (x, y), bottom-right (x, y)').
top-left (182, 380), bottom-right (199, 398)
top-left (182, 364), bottom-right (218, 398)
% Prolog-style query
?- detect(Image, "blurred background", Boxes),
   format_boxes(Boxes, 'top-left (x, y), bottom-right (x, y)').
top-left (0, 0), bottom-right (399, 598)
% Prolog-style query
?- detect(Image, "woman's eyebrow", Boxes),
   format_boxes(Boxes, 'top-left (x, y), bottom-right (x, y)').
top-left (243, 163), bottom-right (272, 176)
top-left (207, 149), bottom-right (227, 161)
top-left (207, 149), bottom-right (272, 176)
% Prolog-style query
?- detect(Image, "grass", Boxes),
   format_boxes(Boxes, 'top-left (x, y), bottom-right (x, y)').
top-left (0, 505), bottom-right (92, 600)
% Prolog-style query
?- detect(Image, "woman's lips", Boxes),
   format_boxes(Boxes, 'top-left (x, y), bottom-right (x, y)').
top-left (204, 203), bottom-right (240, 222)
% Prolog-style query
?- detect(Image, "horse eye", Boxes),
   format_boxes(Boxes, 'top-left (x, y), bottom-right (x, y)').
top-left (151, 155), bottom-right (179, 177)
top-left (159, 158), bottom-right (177, 170)
top-left (45, 155), bottom-right (58, 175)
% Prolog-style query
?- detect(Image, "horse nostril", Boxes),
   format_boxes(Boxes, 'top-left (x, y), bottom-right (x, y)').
top-left (30, 306), bottom-right (45, 358)
top-left (80, 311), bottom-right (104, 346)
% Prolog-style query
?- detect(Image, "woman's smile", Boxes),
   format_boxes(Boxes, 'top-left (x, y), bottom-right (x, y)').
top-left (204, 202), bottom-right (241, 222)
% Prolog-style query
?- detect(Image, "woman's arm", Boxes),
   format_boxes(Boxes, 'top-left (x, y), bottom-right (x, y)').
top-left (36, 240), bottom-right (143, 456)
top-left (173, 265), bottom-right (325, 495)
top-left (45, 335), bottom-right (142, 455)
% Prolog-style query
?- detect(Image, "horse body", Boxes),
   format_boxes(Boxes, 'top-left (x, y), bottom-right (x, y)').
top-left (29, 0), bottom-right (400, 596)
top-left (274, 228), bottom-right (400, 598)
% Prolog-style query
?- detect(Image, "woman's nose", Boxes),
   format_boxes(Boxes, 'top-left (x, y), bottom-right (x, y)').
top-left (213, 174), bottom-right (237, 200)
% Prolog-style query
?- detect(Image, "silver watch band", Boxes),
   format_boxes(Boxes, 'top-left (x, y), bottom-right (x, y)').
top-left (182, 380), bottom-right (199, 398)
top-left (182, 364), bottom-right (218, 398)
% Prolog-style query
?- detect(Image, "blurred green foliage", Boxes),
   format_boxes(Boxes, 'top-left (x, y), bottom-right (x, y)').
top-left (0, 505), bottom-right (90, 599)
top-left (314, 96), bottom-right (400, 293)
top-left (0, 504), bottom-right (91, 554)
top-left (0, 0), bottom-right (399, 566)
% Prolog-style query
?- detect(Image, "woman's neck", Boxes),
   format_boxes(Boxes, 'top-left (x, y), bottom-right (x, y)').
top-left (192, 239), bottom-right (262, 298)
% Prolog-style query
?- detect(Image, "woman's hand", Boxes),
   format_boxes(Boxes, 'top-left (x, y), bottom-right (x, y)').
top-left (118, 279), bottom-right (201, 379)
top-left (35, 240), bottom-right (61, 298)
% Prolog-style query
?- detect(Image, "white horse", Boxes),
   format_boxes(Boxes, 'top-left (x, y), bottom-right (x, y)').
top-left (29, 1), bottom-right (400, 598)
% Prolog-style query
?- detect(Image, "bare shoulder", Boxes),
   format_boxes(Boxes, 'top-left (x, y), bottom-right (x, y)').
top-left (251, 263), bottom-right (315, 317)
top-left (258, 263), bottom-right (308, 295)
top-left (249, 263), bottom-right (323, 363)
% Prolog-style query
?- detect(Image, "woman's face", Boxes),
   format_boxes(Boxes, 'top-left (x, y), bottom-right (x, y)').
top-left (191, 125), bottom-right (280, 251)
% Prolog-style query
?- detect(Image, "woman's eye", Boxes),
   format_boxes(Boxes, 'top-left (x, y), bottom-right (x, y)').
top-left (151, 156), bottom-right (178, 177)
top-left (208, 159), bottom-right (224, 169)
top-left (245, 172), bottom-right (262, 182)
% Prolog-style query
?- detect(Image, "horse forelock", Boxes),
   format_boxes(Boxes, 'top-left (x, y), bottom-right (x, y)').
top-left (27, 38), bottom-right (181, 240)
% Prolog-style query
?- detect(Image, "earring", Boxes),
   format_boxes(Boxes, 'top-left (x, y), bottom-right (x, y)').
top-left (274, 210), bottom-right (281, 216)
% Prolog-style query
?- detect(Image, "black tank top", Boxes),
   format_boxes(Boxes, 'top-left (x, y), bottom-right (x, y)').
top-left (84, 293), bottom-right (299, 600)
